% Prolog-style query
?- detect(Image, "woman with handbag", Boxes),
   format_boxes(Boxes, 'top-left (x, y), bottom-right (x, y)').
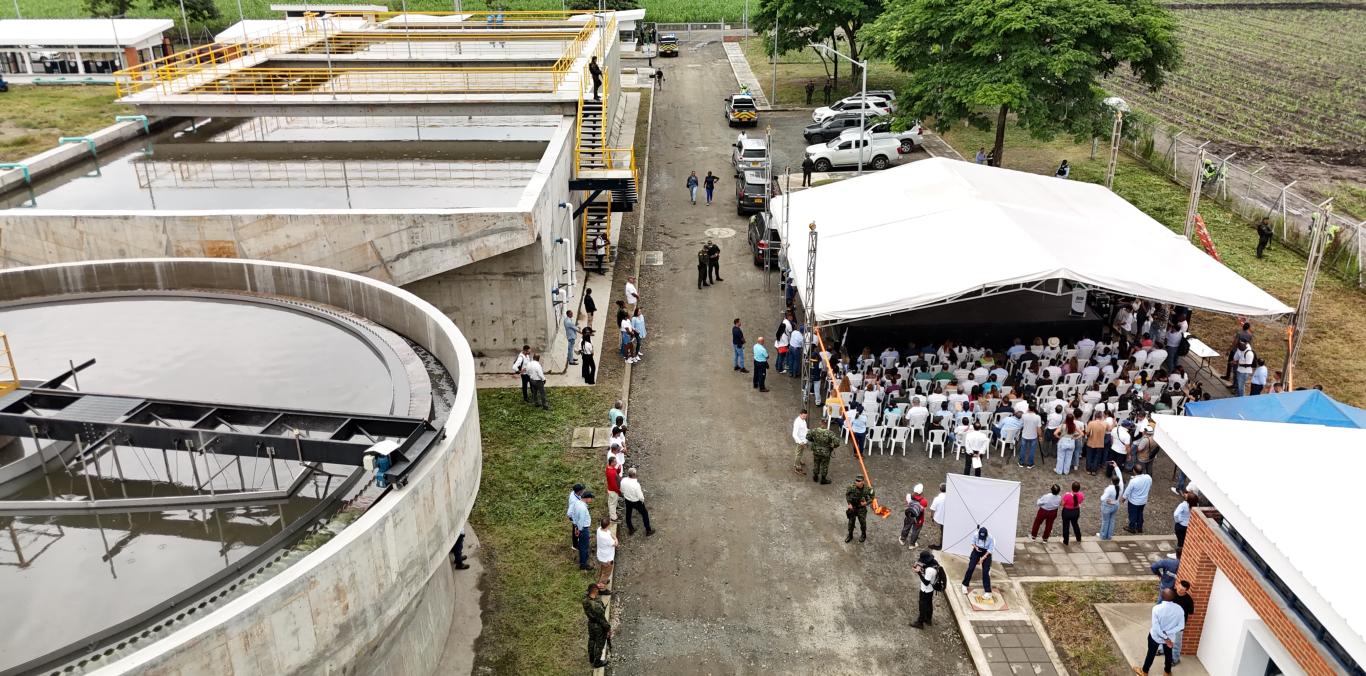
top-left (1053, 413), bottom-right (1080, 475)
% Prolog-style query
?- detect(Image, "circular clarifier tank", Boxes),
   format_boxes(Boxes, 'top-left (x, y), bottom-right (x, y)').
top-left (0, 291), bottom-right (426, 674)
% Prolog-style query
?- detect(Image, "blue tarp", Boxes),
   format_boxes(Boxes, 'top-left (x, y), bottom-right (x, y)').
top-left (1184, 389), bottom-right (1366, 429)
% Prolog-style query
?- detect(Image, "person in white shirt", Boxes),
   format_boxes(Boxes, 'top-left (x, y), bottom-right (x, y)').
top-left (963, 423), bottom-right (989, 476)
top-left (947, 389), bottom-right (969, 412)
top-left (624, 276), bottom-right (639, 306)
top-left (525, 353), bottom-right (548, 409)
top-left (929, 482), bottom-right (947, 549)
top-left (989, 365), bottom-right (1009, 383)
top-left (911, 550), bottom-right (939, 629)
top-left (620, 317), bottom-right (639, 363)
top-left (1076, 335), bottom-right (1097, 363)
top-left (1140, 590), bottom-right (1186, 675)
top-left (1145, 347), bottom-right (1168, 371)
top-left (971, 364), bottom-right (989, 383)
top-left (907, 398), bottom-right (930, 430)
top-left (1098, 470), bottom-right (1124, 539)
top-left (792, 410), bottom-right (809, 474)
top-left (880, 347), bottom-right (900, 370)
top-left (1233, 341), bottom-right (1256, 396)
top-left (595, 517), bottom-right (618, 586)
top-left (1018, 405), bottom-right (1043, 468)
top-left (927, 389), bottom-right (948, 417)
top-left (619, 467), bottom-right (654, 536)
top-left (512, 345), bottom-right (533, 402)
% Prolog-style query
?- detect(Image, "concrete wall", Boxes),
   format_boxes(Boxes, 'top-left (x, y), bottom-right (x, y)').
top-left (0, 258), bottom-right (480, 676)
top-left (0, 119), bottom-right (154, 194)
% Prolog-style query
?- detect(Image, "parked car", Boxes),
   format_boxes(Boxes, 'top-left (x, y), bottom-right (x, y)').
top-left (802, 112), bottom-right (885, 144)
top-left (732, 137), bottom-right (769, 174)
top-left (804, 137), bottom-right (901, 171)
top-left (735, 169), bottom-right (780, 215)
top-left (811, 97), bottom-right (892, 123)
top-left (838, 119), bottom-right (925, 153)
top-left (659, 33), bottom-right (678, 56)
top-left (747, 212), bottom-right (782, 267)
top-left (724, 93), bottom-right (759, 127)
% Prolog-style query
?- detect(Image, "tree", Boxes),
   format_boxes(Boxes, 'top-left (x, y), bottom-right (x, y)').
top-left (751, 0), bottom-right (884, 80)
top-left (84, 0), bottom-right (136, 18)
top-left (867, 0), bottom-right (1181, 166)
top-left (567, 0), bottom-right (640, 10)
top-left (148, 0), bottom-right (222, 26)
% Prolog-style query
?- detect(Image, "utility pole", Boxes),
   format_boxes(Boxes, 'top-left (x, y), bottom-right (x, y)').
top-left (1183, 144), bottom-right (1209, 240)
top-left (771, 12), bottom-right (777, 105)
top-left (1103, 96), bottom-right (1128, 190)
top-left (798, 221), bottom-right (819, 406)
top-left (809, 42), bottom-right (866, 174)
top-left (763, 126), bottom-right (773, 291)
top-left (1283, 201), bottom-right (1333, 389)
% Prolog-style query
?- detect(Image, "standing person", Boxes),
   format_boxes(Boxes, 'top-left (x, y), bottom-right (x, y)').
top-left (929, 482), bottom-right (947, 549)
top-left (801, 154), bottom-right (814, 187)
top-left (775, 311), bottom-right (794, 374)
top-left (686, 171), bottom-right (699, 205)
top-left (792, 409), bottom-right (810, 475)
top-left (1055, 159), bottom-right (1070, 178)
top-left (608, 400), bottom-right (626, 428)
top-left (1172, 491), bottom-right (1197, 558)
top-left (654, 66), bottom-right (664, 89)
top-left (804, 80), bottom-right (815, 104)
top-left (563, 310), bottom-right (580, 367)
top-left (592, 233), bottom-right (607, 272)
top-left (595, 516), bottom-right (617, 586)
top-left (706, 239), bottom-right (723, 282)
top-left (1249, 358), bottom-right (1268, 395)
top-left (1135, 588), bottom-right (1184, 676)
top-left (963, 422), bottom-right (989, 476)
top-left (786, 325), bottom-right (805, 378)
top-left (1233, 339), bottom-right (1256, 396)
top-left (630, 308), bottom-right (647, 357)
top-left (1054, 413), bottom-right (1080, 475)
top-left (620, 313), bottom-right (639, 364)
top-left (753, 336), bottom-right (770, 392)
top-left (583, 287), bottom-right (597, 325)
top-left (900, 494), bottom-right (924, 548)
top-left (821, 78), bottom-right (832, 104)
top-left (624, 276), bottom-right (639, 307)
top-left (1256, 217), bottom-right (1273, 259)
top-left (604, 455), bottom-right (621, 522)
top-left (1030, 484), bottom-right (1062, 542)
top-left (526, 352), bottom-right (548, 410)
top-left (807, 426), bottom-right (839, 484)
top-left (903, 483), bottom-right (929, 547)
top-left (1224, 322), bottom-right (1253, 383)
top-left (1018, 404), bottom-right (1042, 468)
top-left (583, 583), bottom-right (612, 669)
top-left (619, 467), bottom-right (655, 536)
top-left (961, 527), bottom-right (995, 600)
top-left (732, 318), bottom-right (747, 372)
top-left (1084, 413), bottom-right (1109, 475)
top-left (1060, 481), bottom-right (1084, 545)
top-left (703, 171), bottom-right (719, 206)
top-left (696, 246), bottom-right (710, 289)
top-left (911, 550), bottom-right (940, 629)
top-left (580, 329), bottom-right (597, 384)
top-left (1123, 463), bottom-right (1153, 534)
top-left (975, 147), bottom-right (986, 164)
top-left (1098, 470), bottom-right (1123, 540)
top-left (588, 55), bottom-right (602, 100)
top-left (844, 475), bottom-right (874, 543)
top-left (1171, 581), bottom-right (1196, 666)
top-left (569, 490), bottom-right (594, 570)
top-left (567, 483), bottom-right (586, 550)
top-left (513, 344), bottom-right (533, 402)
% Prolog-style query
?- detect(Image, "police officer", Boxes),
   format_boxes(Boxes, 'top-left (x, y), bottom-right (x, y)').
top-left (583, 582), bottom-right (612, 668)
top-left (845, 475), bottom-right (874, 543)
top-left (706, 240), bottom-right (723, 283)
top-left (696, 245), bottom-right (710, 289)
top-left (961, 526), bottom-right (995, 600)
top-left (804, 80), bottom-right (815, 104)
top-left (801, 154), bottom-right (814, 187)
top-left (807, 427), bottom-right (839, 485)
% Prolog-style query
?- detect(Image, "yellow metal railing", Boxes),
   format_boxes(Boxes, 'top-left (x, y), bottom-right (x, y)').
top-left (580, 197), bottom-right (612, 266)
top-left (185, 66), bottom-right (561, 95)
top-left (0, 332), bottom-right (18, 396)
top-left (115, 17), bottom-right (324, 96)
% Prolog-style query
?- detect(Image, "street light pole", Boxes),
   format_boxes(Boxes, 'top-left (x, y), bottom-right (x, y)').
top-left (1102, 96), bottom-right (1129, 190)
top-left (808, 43), bottom-right (867, 174)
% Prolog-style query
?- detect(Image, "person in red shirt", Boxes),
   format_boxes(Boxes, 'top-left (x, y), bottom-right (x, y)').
top-left (1061, 481), bottom-right (1085, 545)
top-left (605, 456), bottom-right (622, 522)
top-left (901, 484), bottom-right (931, 547)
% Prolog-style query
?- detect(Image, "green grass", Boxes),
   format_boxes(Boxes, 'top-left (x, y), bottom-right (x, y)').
top-left (939, 123), bottom-right (1366, 406)
top-left (1027, 581), bottom-right (1154, 676)
top-left (740, 37), bottom-right (910, 107)
top-left (5, 0), bottom-right (746, 31)
top-left (470, 386), bottom-right (614, 676)
top-left (0, 85), bottom-right (130, 162)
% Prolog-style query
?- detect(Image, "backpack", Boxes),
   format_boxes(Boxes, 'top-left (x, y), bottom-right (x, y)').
top-left (1177, 335), bottom-right (1191, 357)
top-left (931, 563), bottom-right (948, 592)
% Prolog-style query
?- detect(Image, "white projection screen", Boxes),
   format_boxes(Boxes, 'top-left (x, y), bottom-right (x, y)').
top-left (941, 474), bottom-right (1021, 565)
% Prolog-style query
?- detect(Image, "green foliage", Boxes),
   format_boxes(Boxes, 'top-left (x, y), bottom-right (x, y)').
top-left (752, 0), bottom-right (884, 68)
top-left (83, 0), bottom-right (135, 17)
top-left (148, 0), bottom-right (220, 23)
top-left (867, 0), bottom-right (1182, 162)
top-left (566, 0), bottom-right (639, 11)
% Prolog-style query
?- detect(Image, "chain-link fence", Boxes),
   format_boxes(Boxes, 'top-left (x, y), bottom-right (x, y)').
top-left (1124, 117), bottom-right (1365, 286)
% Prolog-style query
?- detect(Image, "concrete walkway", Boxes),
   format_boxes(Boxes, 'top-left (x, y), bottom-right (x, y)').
top-left (1098, 603), bottom-right (1210, 675)
top-left (938, 553), bottom-right (1070, 676)
top-left (1010, 535), bottom-right (1176, 580)
top-left (722, 41), bottom-right (772, 109)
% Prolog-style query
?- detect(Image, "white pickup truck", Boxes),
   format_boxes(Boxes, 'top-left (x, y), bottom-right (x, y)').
top-left (838, 119), bottom-right (925, 153)
top-left (804, 137), bottom-right (902, 172)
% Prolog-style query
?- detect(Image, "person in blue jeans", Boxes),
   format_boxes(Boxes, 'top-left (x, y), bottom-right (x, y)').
top-left (961, 527), bottom-right (995, 599)
top-left (686, 171), bottom-right (699, 205)
top-left (753, 336), bottom-right (770, 391)
top-left (731, 318), bottom-right (747, 372)
top-left (1123, 463), bottom-right (1153, 533)
top-left (569, 491), bottom-right (595, 570)
top-left (703, 171), bottom-right (719, 205)
top-left (1098, 471), bottom-right (1122, 539)
top-left (1017, 405), bottom-right (1041, 468)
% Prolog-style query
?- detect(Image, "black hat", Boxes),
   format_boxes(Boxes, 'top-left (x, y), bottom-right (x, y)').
top-left (573, 483), bottom-right (586, 494)
top-left (918, 550), bottom-right (935, 565)
top-left (582, 491), bottom-right (595, 499)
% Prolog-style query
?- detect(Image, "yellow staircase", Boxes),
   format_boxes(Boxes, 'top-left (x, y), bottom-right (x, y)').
top-left (0, 332), bottom-right (18, 396)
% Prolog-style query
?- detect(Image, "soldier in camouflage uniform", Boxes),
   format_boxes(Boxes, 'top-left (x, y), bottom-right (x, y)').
top-left (583, 582), bottom-right (612, 668)
top-left (845, 475), bottom-right (875, 543)
top-left (807, 427), bottom-right (840, 485)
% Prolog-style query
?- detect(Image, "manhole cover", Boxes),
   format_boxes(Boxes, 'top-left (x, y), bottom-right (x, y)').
top-left (642, 250), bottom-right (663, 266)
top-left (705, 227), bottom-right (737, 239)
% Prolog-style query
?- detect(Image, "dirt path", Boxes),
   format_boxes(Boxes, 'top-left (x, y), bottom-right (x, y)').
top-left (610, 35), bottom-right (973, 675)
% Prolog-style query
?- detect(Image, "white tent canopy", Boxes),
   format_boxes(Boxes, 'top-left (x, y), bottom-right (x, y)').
top-left (775, 158), bottom-right (1293, 323)
top-left (1153, 415), bottom-right (1366, 668)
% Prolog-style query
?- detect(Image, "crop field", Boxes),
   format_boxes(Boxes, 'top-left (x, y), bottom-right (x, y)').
top-left (1104, 5), bottom-right (1366, 155)
top-left (4, 0), bottom-right (746, 28)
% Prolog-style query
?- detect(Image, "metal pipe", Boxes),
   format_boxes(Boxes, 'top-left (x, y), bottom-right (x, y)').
top-left (109, 445), bottom-right (129, 499)
top-left (29, 425), bottom-right (54, 497)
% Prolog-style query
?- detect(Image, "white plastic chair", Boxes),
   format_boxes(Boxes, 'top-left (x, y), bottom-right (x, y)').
top-left (867, 425), bottom-right (888, 454)
top-left (996, 427), bottom-right (1020, 458)
top-left (907, 410), bottom-right (928, 445)
top-left (926, 429), bottom-right (947, 458)
top-left (889, 426), bottom-right (911, 456)
top-left (975, 411), bottom-right (992, 428)
top-left (824, 401), bottom-right (842, 429)
top-left (952, 431), bottom-right (966, 459)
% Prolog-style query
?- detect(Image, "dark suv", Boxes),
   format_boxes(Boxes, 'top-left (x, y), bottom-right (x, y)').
top-left (747, 212), bottom-right (782, 267)
top-left (803, 113), bottom-right (883, 144)
top-left (735, 170), bottom-right (779, 215)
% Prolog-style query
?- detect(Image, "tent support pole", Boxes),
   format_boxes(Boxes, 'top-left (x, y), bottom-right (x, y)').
top-left (1283, 202), bottom-right (1331, 390)
top-left (799, 222), bottom-right (819, 406)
